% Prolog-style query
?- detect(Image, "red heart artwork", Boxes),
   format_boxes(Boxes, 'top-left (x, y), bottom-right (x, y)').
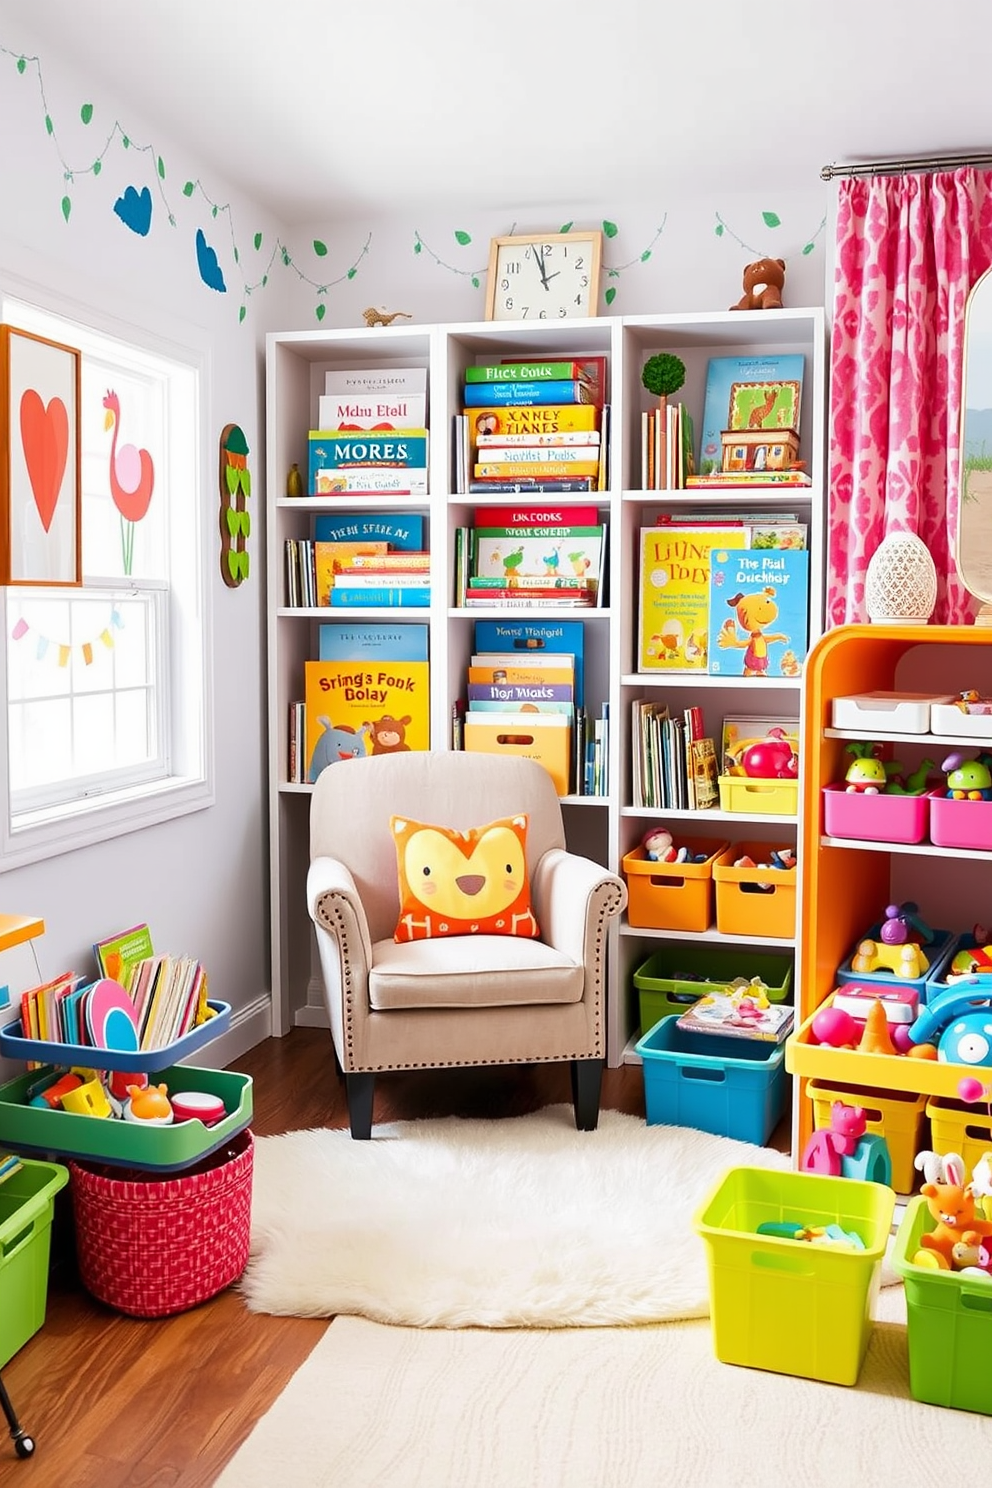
top-left (19, 388), bottom-right (69, 533)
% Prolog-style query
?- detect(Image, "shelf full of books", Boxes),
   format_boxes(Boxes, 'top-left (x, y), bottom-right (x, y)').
top-left (266, 309), bottom-right (825, 1066)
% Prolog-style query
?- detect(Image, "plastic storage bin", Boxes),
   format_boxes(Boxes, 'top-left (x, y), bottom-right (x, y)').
top-left (633, 945), bottom-right (793, 1034)
top-left (928, 789), bottom-right (992, 850)
top-left (926, 1095), bottom-right (992, 1184)
top-left (713, 842), bottom-right (796, 939)
top-left (892, 1193), bottom-right (992, 1414)
top-left (718, 776), bottom-right (798, 817)
top-left (693, 1166), bottom-right (895, 1385)
top-left (822, 782), bottom-right (929, 844)
top-left (930, 699), bottom-right (992, 738)
top-left (831, 691), bottom-right (953, 734)
top-left (635, 1016), bottom-right (786, 1144)
top-left (621, 839), bottom-right (728, 932)
top-left (808, 1078), bottom-right (928, 1193)
top-left (0, 1157), bottom-right (69, 1368)
top-left (835, 925), bottom-right (956, 1001)
top-left (69, 1129), bottom-right (253, 1317)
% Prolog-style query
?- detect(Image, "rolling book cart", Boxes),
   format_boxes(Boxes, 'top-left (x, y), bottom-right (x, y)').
top-left (0, 940), bottom-right (254, 1319)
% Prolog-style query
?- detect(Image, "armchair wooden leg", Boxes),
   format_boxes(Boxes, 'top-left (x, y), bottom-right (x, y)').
top-left (345, 1072), bottom-right (376, 1140)
top-left (570, 1058), bottom-right (603, 1132)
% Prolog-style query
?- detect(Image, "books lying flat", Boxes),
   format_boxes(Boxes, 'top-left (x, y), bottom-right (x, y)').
top-left (676, 992), bottom-right (795, 1043)
top-left (463, 381), bottom-right (596, 407)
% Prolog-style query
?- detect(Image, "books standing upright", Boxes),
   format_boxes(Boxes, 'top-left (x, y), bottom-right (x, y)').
top-left (697, 354), bottom-right (805, 476)
top-left (708, 547), bottom-right (810, 679)
top-left (637, 526), bottom-right (747, 672)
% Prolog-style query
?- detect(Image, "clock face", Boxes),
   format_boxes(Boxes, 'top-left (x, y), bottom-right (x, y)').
top-left (486, 233), bottom-right (602, 322)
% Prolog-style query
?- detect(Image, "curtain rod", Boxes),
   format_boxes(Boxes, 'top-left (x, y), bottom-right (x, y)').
top-left (821, 151), bottom-right (992, 182)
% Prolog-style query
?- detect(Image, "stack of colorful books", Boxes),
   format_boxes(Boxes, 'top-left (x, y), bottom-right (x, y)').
top-left (307, 366), bottom-right (428, 496)
top-left (454, 503), bottom-right (606, 609)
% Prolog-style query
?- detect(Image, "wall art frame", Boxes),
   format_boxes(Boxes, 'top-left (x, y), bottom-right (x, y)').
top-left (0, 323), bottom-right (82, 587)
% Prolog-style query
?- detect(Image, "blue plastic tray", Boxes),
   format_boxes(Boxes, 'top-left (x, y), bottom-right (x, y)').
top-left (0, 1001), bottom-right (231, 1072)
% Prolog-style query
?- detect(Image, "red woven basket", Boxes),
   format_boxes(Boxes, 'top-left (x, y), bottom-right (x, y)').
top-left (69, 1130), bottom-right (253, 1318)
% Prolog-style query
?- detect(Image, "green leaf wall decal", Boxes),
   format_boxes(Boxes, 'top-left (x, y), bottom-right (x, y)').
top-left (122, 134), bottom-right (130, 148)
top-left (183, 181), bottom-right (195, 196)
top-left (239, 305), bottom-right (247, 323)
top-left (454, 230), bottom-right (471, 245)
top-left (240, 471), bottom-right (252, 498)
top-left (93, 160), bottom-right (101, 175)
top-left (471, 275), bottom-right (479, 289)
top-left (226, 507), bottom-right (239, 536)
top-left (313, 240), bottom-right (328, 256)
top-left (157, 155), bottom-right (165, 179)
top-left (762, 211), bottom-right (781, 228)
top-left (560, 221), bottom-right (573, 233)
top-left (715, 223), bottom-right (724, 236)
top-left (605, 286), bottom-right (616, 305)
top-left (254, 232), bottom-right (262, 250)
top-left (45, 114), bottom-right (53, 135)
top-left (603, 220), bottom-right (618, 238)
top-left (414, 240), bottom-right (422, 254)
top-left (17, 57), bottom-right (26, 74)
top-left (346, 267), bottom-right (356, 279)
top-left (225, 467), bottom-right (239, 497)
top-left (316, 303), bottom-right (326, 321)
top-left (802, 241), bottom-right (815, 255)
top-left (641, 250), bottom-right (651, 262)
top-left (80, 103), bottom-right (93, 124)
top-left (61, 195), bottom-right (71, 222)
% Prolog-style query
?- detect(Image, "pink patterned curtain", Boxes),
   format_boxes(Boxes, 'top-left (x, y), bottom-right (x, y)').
top-left (827, 168), bottom-right (992, 625)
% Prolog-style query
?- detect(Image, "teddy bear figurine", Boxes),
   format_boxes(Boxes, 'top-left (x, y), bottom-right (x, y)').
top-left (730, 257), bottom-right (787, 312)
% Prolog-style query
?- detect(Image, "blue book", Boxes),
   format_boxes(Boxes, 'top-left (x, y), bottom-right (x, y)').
top-left (697, 353), bottom-right (805, 476)
top-left (473, 617), bottom-right (585, 708)
top-left (313, 513), bottom-right (424, 550)
top-left (707, 547), bottom-right (809, 679)
top-left (328, 587), bottom-right (430, 608)
top-left (463, 381), bottom-right (594, 408)
top-left (318, 622), bottom-right (429, 663)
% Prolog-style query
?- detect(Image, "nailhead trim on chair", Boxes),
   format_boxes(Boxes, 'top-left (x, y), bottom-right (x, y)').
top-left (318, 878), bottom-right (625, 1074)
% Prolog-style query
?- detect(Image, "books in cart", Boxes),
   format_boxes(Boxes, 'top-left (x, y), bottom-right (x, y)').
top-left (676, 988), bottom-right (795, 1043)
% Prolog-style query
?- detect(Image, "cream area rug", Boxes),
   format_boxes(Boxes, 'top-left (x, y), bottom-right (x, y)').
top-left (240, 1104), bottom-right (793, 1326)
top-left (215, 1295), bottom-right (976, 1488)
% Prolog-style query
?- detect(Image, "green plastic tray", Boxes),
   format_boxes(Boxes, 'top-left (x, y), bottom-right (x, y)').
top-left (0, 1064), bottom-right (252, 1171)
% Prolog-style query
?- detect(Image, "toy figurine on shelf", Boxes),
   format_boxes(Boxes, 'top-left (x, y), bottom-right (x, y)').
top-left (640, 827), bottom-right (708, 865)
top-left (842, 742), bottom-right (932, 795)
top-left (740, 726), bottom-right (798, 780)
top-left (940, 751), bottom-right (992, 800)
top-left (879, 901), bottom-right (934, 946)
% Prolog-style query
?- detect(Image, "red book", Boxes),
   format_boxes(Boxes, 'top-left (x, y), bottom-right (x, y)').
top-left (473, 505), bottom-right (599, 528)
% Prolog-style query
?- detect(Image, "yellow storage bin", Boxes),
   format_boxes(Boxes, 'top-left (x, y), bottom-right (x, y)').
top-left (809, 1078), bottom-right (928, 1194)
top-left (693, 1165), bottom-right (895, 1386)
top-left (713, 842), bottom-right (796, 938)
top-left (463, 713), bottom-right (570, 797)
top-left (718, 776), bottom-right (799, 817)
top-left (926, 1095), bottom-right (992, 1187)
top-left (621, 839), bottom-right (728, 932)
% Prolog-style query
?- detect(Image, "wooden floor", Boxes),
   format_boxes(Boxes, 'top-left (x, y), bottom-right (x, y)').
top-left (0, 1031), bottom-right (650, 1486)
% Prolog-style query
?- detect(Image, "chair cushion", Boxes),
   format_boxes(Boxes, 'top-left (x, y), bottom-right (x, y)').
top-left (369, 935), bottom-right (583, 1010)
top-left (390, 812), bottom-right (540, 942)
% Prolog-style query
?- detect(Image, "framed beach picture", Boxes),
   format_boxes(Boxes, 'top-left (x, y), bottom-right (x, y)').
top-left (0, 324), bottom-right (82, 586)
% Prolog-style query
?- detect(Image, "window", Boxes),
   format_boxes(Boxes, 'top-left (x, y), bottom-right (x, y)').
top-left (1, 295), bottom-right (211, 868)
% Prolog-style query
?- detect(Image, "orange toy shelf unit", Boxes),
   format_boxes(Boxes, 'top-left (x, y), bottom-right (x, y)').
top-left (786, 624), bottom-right (992, 1158)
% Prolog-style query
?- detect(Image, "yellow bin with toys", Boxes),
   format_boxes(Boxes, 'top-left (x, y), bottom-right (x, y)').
top-left (693, 1166), bottom-right (895, 1385)
top-left (925, 1096), bottom-right (992, 1203)
top-left (809, 1079), bottom-right (928, 1194)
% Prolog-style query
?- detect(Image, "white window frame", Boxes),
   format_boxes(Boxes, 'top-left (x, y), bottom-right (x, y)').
top-left (0, 279), bottom-right (214, 872)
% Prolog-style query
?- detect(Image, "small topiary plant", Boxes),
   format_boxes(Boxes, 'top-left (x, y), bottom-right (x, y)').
top-left (641, 353), bottom-right (686, 399)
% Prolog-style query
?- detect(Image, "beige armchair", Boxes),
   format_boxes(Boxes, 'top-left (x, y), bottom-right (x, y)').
top-left (307, 750), bottom-right (627, 1138)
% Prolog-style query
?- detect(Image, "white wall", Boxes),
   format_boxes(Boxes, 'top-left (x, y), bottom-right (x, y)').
top-left (0, 21), bottom-right (831, 1075)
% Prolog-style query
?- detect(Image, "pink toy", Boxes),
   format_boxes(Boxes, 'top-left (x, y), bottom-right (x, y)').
top-left (810, 1004), bottom-right (859, 1048)
top-left (801, 1101), bottom-right (868, 1175)
top-left (740, 728), bottom-right (799, 780)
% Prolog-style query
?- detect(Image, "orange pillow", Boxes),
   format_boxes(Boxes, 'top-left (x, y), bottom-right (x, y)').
top-left (390, 813), bottom-right (540, 942)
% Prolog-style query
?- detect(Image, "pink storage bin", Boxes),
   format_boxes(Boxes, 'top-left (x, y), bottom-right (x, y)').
top-left (822, 783), bottom-right (929, 844)
top-left (928, 789), bottom-right (992, 850)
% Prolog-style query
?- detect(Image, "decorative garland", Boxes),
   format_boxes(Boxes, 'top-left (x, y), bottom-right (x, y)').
top-left (10, 605), bottom-right (124, 665)
top-left (715, 210), bottom-right (828, 259)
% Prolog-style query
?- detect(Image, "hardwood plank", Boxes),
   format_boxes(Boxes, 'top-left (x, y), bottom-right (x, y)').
top-left (0, 1031), bottom-right (651, 1482)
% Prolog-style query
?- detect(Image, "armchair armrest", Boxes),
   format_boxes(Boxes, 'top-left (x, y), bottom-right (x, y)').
top-left (531, 848), bottom-right (627, 965)
top-left (307, 855), bottom-right (374, 979)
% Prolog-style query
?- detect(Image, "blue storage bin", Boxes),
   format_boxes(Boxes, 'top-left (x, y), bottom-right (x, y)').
top-left (634, 1015), bottom-right (786, 1144)
top-left (836, 927), bottom-right (956, 1004)
top-left (925, 933), bottom-right (992, 996)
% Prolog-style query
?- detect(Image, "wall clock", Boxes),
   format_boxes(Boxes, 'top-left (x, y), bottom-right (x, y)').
top-left (484, 232), bottom-right (603, 322)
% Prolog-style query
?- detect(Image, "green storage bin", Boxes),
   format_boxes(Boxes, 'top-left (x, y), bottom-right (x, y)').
top-left (693, 1165), bottom-right (895, 1386)
top-left (0, 1157), bottom-right (68, 1368)
top-left (0, 1065), bottom-right (252, 1171)
top-left (634, 945), bottom-right (793, 1036)
top-left (892, 1194), bottom-right (992, 1414)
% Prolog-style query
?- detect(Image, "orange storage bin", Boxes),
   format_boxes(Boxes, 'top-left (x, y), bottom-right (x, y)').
top-left (622, 839), bottom-right (728, 932)
top-left (808, 1078), bottom-right (927, 1194)
top-left (713, 842), bottom-right (796, 938)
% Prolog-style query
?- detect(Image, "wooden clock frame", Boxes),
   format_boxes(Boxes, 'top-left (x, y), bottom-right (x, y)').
top-left (484, 231), bottom-right (603, 321)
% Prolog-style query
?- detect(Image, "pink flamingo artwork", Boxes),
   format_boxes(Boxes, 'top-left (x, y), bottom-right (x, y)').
top-left (103, 389), bottom-right (155, 575)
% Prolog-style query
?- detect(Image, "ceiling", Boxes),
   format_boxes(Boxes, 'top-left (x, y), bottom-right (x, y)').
top-left (6, 0), bottom-right (992, 224)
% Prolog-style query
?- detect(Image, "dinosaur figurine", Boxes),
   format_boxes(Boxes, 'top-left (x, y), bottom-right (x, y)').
top-left (362, 308), bottom-right (413, 328)
top-left (885, 757), bottom-right (935, 795)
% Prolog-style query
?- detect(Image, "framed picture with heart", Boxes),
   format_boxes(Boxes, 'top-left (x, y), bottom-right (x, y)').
top-left (0, 323), bottom-right (82, 586)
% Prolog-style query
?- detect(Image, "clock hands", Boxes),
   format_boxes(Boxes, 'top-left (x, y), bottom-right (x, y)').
top-left (532, 244), bottom-right (560, 291)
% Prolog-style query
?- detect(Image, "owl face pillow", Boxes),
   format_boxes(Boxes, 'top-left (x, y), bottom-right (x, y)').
top-left (391, 813), bottom-right (540, 942)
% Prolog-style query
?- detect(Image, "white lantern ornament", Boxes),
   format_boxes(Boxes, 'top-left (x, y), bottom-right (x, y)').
top-left (864, 530), bottom-right (938, 624)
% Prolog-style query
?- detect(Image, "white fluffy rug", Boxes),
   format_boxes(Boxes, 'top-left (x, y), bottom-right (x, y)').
top-left (240, 1103), bottom-right (792, 1326)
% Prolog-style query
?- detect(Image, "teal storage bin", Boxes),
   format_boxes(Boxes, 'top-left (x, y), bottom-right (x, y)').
top-left (0, 1157), bottom-right (68, 1368)
top-left (633, 945), bottom-right (793, 1036)
top-left (892, 1194), bottom-right (992, 1414)
top-left (635, 1015), bottom-right (786, 1144)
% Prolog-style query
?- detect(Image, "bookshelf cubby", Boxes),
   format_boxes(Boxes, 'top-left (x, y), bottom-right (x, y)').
top-left (265, 308), bottom-right (827, 1062)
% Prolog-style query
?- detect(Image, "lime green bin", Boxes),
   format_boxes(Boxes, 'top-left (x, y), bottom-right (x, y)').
top-left (0, 1157), bottom-right (68, 1368)
top-left (693, 1166), bottom-right (895, 1386)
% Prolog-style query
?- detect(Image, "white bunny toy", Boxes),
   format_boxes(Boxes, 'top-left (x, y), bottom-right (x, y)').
top-left (970, 1151), bottom-right (992, 1221)
top-left (914, 1149), bottom-right (965, 1186)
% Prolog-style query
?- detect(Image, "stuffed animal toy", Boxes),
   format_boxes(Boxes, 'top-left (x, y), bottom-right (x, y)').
top-left (730, 257), bottom-right (787, 312)
top-left (918, 1155), bottom-right (992, 1267)
top-left (641, 827), bottom-right (676, 862)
